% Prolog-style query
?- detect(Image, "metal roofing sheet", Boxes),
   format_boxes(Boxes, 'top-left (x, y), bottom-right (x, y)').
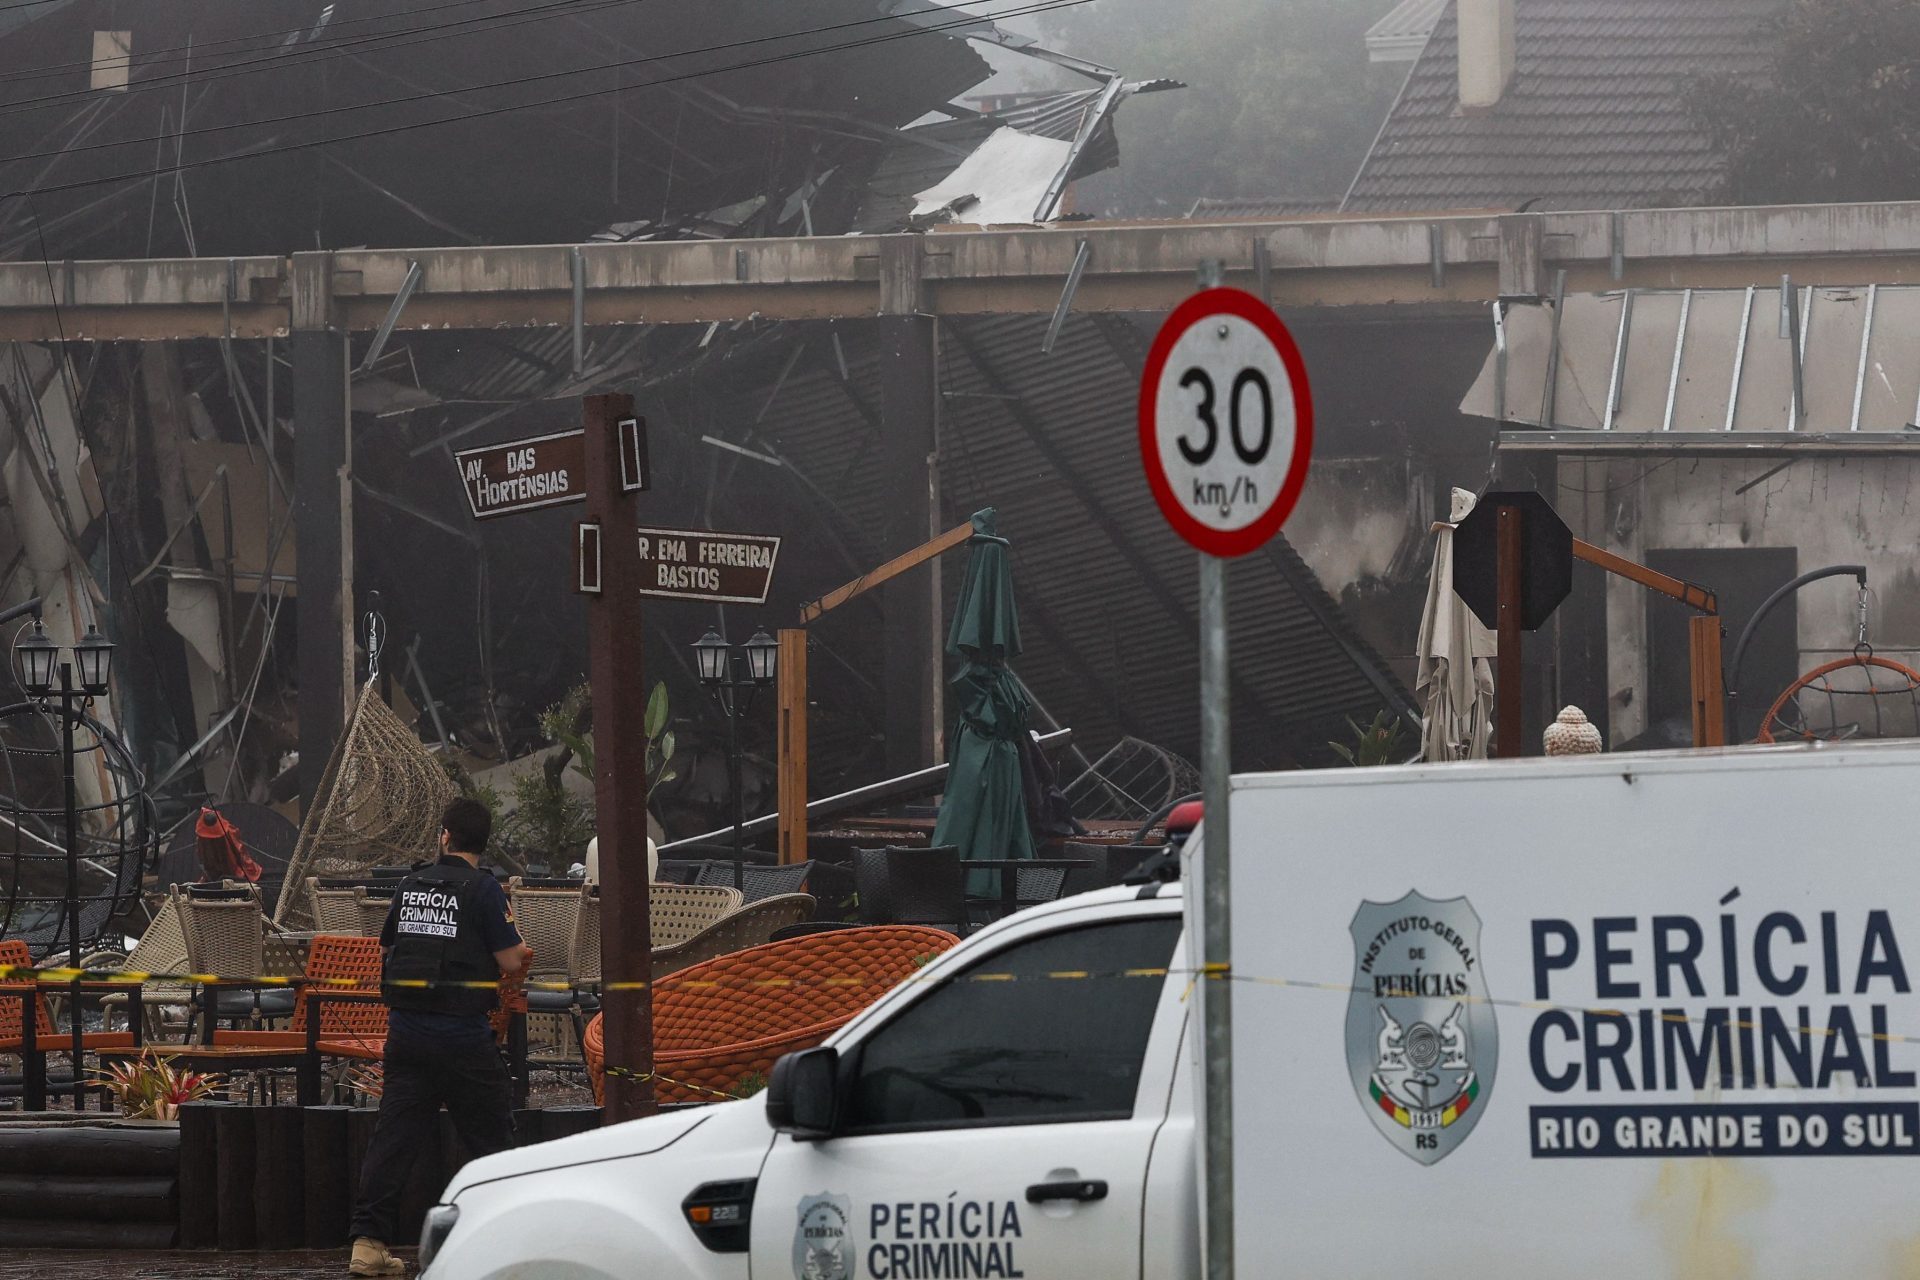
top-left (756, 311), bottom-right (1417, 771)
top-left (1365, 0), bottom-right (1446, 60)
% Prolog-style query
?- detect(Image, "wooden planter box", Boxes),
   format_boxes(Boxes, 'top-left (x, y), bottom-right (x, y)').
top-left (0, 1117), bottom-right (180, 1249)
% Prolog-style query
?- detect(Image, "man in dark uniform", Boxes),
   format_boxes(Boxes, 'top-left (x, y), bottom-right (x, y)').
top-left (348, 798), bottom-right (530, 1276)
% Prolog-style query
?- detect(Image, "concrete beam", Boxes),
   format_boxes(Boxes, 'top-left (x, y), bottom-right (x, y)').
top-left (8, 203), bottom-right (1920, 340)
top-left (291, 251), bottom-right (353, 814)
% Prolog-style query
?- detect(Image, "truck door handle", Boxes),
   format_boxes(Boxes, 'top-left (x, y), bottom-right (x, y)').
top-left (1025, 1179), bottom-right (1108, 1204)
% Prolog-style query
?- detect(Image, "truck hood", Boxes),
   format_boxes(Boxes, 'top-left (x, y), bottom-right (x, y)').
top-left (445, 1105), bottom-right (722, 1197)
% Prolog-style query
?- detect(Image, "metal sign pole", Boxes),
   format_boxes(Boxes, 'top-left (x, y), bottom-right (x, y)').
top-left (1139, 267), bottom-right (1309, 1280)
top-left (1199, 550), bottom-right (1233, 1280)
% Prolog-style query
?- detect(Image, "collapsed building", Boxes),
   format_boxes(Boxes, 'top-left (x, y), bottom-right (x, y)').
top-left (0, 0), bottom-right (1419, 897)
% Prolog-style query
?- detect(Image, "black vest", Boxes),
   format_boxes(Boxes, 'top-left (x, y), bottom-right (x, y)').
top-left (382, 861), bottom-right (501, 1017)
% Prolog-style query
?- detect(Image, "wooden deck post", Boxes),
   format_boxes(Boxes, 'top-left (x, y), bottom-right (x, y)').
top-left (1691, 614), bottom-right (1726, 747)
top-left (777, 628), bottom-right (808, 865)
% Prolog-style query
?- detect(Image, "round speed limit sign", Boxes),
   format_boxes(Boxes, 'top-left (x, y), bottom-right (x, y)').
top-left (1137, 288), bottom-right (1313, 558)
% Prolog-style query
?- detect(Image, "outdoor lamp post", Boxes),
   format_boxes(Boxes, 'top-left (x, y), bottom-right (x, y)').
top-left (691, 627), bottom-right (778, 892)
top-left (16, 618), bottom-right (116, 970)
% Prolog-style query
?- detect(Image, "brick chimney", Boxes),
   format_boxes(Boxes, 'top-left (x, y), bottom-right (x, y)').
top-left (1457, 0), bottom-right (1516, 112)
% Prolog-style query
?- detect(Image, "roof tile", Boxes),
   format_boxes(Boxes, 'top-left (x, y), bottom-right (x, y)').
top-left (1345, 0), bottom-right (1780, 212)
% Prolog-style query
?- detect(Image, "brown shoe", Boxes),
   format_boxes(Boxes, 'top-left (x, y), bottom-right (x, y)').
top-left (349, 1237), bottom-right (407, 1276)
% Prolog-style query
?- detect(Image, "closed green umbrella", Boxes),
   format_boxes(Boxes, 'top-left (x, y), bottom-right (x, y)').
top-left (932, 509), bottom-right (1035, 889)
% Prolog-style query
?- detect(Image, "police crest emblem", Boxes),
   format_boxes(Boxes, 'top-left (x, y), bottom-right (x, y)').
top-left (1346, 891), bottom-right (1496, 1165)
top-left (793, 1193), bottom-right (854, 1280)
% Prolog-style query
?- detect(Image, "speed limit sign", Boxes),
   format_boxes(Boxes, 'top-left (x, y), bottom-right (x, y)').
top-left (1137, 287), bottom-right (1313, 558)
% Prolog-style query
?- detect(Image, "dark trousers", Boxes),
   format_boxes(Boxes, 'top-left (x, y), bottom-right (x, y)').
top-left (349, 1031), bottom-right (515, 1244)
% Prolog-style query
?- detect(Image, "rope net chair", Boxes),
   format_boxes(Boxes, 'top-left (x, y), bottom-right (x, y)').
top-left (585, 924), bottom-right (959, 1105)
top-left (1754, 653), bottom-right (1920, 744)
top-left (273, 684), bottom-right (452, 927)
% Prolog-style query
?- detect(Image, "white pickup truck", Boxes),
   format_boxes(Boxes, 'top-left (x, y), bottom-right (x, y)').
top-left (422, 875), bottom-right (1195, 1279)
top-left (422, 741), bottom-right (1920, 1279)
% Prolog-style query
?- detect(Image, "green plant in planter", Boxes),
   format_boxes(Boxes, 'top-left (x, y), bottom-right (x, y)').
top-left (542, 680), bottom-right (678, 791)
top-left (1328, 711), bottom-right (1411, 767)
top-left (502, 681), bottom-right (678, 866)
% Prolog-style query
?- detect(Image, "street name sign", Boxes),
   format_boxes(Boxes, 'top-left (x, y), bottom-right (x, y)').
top-left (455, 418), bottom-right (647, 519)
top-left (454, 428), bottom-right (585, 519)
top-left (636, 528), bottom-right (780, 604)
top-left (1137, 287), bottom-right (1315, 559)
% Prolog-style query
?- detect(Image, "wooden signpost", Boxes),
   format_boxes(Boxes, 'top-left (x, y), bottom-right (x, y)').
top-left (576, 394), bottom-right (654, 1125)
top-left (450, 406), bottom-right (791, 1125)
top-left (450, 401), bottom-right (656, 1123)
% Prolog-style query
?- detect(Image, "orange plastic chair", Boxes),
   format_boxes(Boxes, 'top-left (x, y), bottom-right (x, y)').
top-left (218, 934), bottom-right (527, 1063)
top-left (216, 934), bottom-right (388, 1061)
top-left (0, 939), bottom-right (137, 1054)
top-left (585, 925), bottom-right (958, 1105)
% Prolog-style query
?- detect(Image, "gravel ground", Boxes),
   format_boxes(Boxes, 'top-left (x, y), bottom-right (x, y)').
top-left (0, 1249), bottom-right (412, 1278)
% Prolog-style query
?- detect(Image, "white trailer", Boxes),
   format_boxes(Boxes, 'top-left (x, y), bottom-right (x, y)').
top-left (1217, 740), bottom-right (1920, 1277)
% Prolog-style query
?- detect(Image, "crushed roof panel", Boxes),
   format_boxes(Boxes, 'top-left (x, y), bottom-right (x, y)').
top-left (1344, 0), bottom-right (1780, 213)
top-left (1366, 0), bottom-right (1446, 60)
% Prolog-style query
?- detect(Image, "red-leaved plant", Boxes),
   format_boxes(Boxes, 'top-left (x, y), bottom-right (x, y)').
top-left (94, 1050), bottom-right (222, 1120)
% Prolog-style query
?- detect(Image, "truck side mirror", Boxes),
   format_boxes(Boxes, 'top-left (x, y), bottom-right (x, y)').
top-left (766, 1047), bottom-right (840, 1140)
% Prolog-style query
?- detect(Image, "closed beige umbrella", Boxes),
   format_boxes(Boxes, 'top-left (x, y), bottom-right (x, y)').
top-left (1415, 488), bottom-right (1497, 762)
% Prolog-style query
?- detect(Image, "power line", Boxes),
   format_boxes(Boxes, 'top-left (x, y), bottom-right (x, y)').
top-left (0, 0), bottom-right (629, 108)
top-left (1, 0), bottom-right (1093, 205)
top-left (0, 0), bottom-right (1058, 174)
top-left (0, 0), bottom-right (607, 83)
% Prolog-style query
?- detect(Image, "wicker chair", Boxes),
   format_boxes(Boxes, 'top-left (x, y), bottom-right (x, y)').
top-left (571, 885), bottom-right (601, 989)
top-left (585, 924), bottom-right (958, 1104)
top-left (174, 884), bottom-right (296, 1031)
top-left (306, 879), bottom-right (363, 935)
top-left (96, 894), bottom-right (195, 1040)
top-left (694, 861), bottom-right (813, 903)
top-left (654, 893), bottom-right (818, 978)
top-left (651, 883), bottom-right (743, 948)
top-left (1058, 843), bottom-right (1161, 897)
top-left (353, 885), bottom-right (396, 937)
top-left (508, 879), bottom-right (584, 983)
top-left (515, 879), bottom-right (589, 1062)
top-left (854, 847), bottom-right (966, 933)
